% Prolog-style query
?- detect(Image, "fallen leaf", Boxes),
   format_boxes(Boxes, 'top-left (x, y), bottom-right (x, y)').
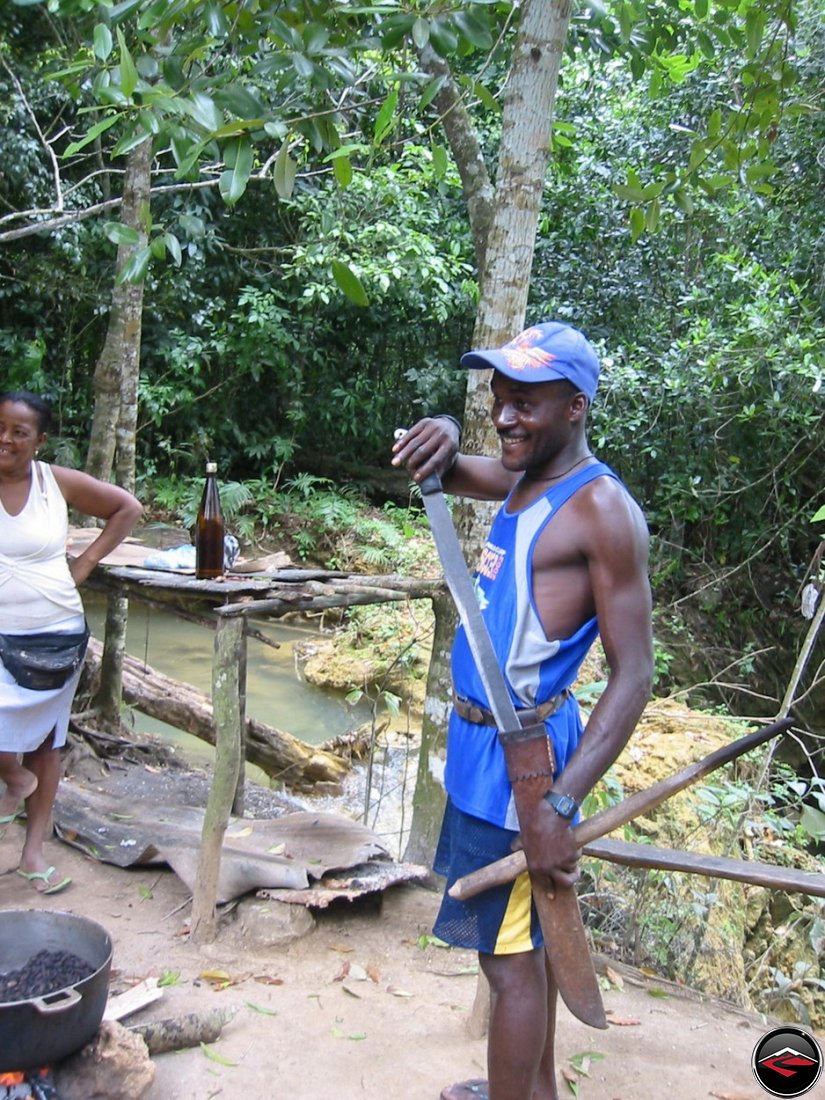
top-left (709, 1092), bottom-right (755, 1099)
top-left (329, 944), bottom-right (355, 953)
top-left (226, 826), bottom-right (252, 838)
top-left (268, 842), bottom-right (287, 855)
top-left (561, 1067), bottom-right (578, 1084)
top-left (246, 1001), bottom-right (277, 1015)
top-left (341, 984), bottom-right (362, 998)
top-left (605, 966), bottom-right (624, 990)
top-left (386, 985), bottom-right (413, 997)
top-left (253, 974), bottom-right (284, 987)
top-left (366, 964), bottom-right (381, 983)
top-left (333, 962), bottom-right (351, 982)
top-left (200, 1042), bottom-right (237, 1066)
top-left (418, 934), bottom-right (450, 949)
top-left (606, 1012), bottom-right (641, 1026)
top-left (647, 988), bottom-right (671, 999)
top-left (200, 969), bottom-right (246, 991)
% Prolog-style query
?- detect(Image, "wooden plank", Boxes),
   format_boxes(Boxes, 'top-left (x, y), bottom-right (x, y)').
top-left (103, 978), bottom-right (163, 1022)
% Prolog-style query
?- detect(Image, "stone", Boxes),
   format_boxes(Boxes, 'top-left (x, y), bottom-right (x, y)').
top-left (228, 897), bottom-right (315, 949)
top-left (54, 1020), bottom-right (154, 1100)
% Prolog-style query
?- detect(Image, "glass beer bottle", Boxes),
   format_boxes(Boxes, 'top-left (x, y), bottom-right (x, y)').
top-left (195, 461), bottom-right (225, 579)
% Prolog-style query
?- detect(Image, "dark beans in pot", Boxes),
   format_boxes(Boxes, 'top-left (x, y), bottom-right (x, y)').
top-left (0, 950), bottom-right (94, 1002)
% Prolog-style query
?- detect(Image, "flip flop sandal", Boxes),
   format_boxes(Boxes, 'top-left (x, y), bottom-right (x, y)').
top-left (440, 1081), bottom-right (489, 1100)
top-left (0, 810), bottom-right (23, 841)
top-left (16, 866), bottom-right (72, 895)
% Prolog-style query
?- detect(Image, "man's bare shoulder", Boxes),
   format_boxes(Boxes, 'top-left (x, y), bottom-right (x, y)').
top-left (573, 472), bottom-right (649, 545)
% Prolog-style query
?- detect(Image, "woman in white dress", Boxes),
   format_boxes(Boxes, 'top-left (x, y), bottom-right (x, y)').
top-left (0, 391), bottom-right (142, 893)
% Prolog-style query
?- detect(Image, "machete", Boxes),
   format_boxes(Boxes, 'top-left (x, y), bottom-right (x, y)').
top-left (414, 464), bottom-right (607, 1030)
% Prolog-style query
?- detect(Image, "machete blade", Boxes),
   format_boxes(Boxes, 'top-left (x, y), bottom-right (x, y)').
top-left (416, 471), bottom-right (607, 1029)
top-left (532, 884), bottom-right (607, 1029)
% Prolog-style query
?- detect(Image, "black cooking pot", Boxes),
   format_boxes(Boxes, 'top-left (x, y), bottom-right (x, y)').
top-left (0, 908), bottom-right (112, 1071)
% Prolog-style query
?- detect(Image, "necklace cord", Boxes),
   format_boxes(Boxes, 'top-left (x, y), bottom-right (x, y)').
top-left (521, 453), bottom-right (594, 484)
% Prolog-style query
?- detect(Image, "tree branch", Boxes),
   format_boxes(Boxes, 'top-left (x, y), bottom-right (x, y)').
top-left (0, 53), bottom-right (65, 213)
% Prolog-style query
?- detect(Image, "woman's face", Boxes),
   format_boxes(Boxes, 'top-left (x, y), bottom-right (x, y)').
top-left (0, 400), bottom-right (47, 477)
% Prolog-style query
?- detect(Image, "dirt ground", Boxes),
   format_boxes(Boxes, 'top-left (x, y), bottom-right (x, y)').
top-left (1, 823), bottom-right (813, 1100)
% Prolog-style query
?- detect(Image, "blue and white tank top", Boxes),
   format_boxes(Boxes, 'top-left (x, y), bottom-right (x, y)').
top-left (446, 461), bottom-right (619, 829)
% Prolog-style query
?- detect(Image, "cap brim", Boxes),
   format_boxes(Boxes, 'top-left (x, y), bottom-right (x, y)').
top-left (460, 349), bottom-right (573, 389)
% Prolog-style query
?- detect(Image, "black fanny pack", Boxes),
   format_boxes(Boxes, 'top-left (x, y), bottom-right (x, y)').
top-left (0, 622), bottom-right (90, 691)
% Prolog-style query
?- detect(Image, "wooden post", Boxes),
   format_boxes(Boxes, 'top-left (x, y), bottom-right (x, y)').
top-left (189, 612), bottom-right (244, 944)
top-left (232, 619), bottom-right (248, 817)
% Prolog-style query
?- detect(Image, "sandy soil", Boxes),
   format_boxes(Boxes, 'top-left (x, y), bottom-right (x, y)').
top-left (0, 822), bottom-right (805, 1100)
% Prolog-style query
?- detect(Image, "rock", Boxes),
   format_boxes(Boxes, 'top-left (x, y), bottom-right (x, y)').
top-left (54, 1020), bottom-right (154, 1099)
top-left (227, 897), bottom-right (315, 949)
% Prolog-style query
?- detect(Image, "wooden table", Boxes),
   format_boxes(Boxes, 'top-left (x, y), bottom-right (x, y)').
top-left (84, 563), bottom-right (441, 941)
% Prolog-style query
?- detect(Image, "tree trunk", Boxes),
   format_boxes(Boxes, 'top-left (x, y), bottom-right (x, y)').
top-left (93, 594), bottom-right (129, 727)
top-left (406, 0), bottom-right (573, 867)
top-left (86, 138), bottom-right (151, 486)
top-left (85, 138), bottom-right (152, 723)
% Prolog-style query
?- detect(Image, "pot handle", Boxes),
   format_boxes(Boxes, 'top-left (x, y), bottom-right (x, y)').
top-left (31, 987), bottom-right (82, 1015)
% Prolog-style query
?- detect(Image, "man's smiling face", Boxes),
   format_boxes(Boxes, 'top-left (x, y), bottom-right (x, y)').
top-left (489, 371), bottom-right (583, 475)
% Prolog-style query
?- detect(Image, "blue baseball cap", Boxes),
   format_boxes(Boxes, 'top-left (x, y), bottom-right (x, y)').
top-left (459, 321), bottom-right (600, 402)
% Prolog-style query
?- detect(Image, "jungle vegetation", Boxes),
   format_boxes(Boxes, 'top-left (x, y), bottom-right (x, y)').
top-left (1, 0), bottom-right (823, 1023)
top-left (1, 0), bottom-right (821, 719)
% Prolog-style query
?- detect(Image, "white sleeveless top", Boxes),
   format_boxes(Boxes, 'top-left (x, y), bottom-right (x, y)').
top-left (0, 461), bottom-right (85, 630)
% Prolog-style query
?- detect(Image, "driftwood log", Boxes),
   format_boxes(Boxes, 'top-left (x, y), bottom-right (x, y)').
top-left (129, 1009), bottom-right (235, 1055)
top-left (84, 636), bottom-right (349, 788)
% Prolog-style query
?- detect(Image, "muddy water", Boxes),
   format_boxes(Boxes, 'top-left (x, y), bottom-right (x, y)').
top-left (83, 593), bottom-right (370, 749)
top-left (82, 596), bottom-right (417, 859)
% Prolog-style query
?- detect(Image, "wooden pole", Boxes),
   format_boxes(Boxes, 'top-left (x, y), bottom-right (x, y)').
top-left (189, 613), bottom-right (244, 943)
top-left (449, 715), bottom-right (794, 901)
top-left (232, 619), bottom-right (248, 817)
top-left (583, 836), bottom-right (825, 896)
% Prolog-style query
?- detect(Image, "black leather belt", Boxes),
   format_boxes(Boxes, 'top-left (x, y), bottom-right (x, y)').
top-left (452, 689), bottom-right (569, 728)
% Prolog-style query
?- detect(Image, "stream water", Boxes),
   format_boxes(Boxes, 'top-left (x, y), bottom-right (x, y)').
top-left (82, 594), bottom-right (417, 858)
top-left (83, 593), bottom-right (371, 747)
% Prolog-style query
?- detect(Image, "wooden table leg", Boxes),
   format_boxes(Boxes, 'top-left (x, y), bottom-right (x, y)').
top-left (189, 612), bottom-right (244, 944)
top-left (232, 621), bottom-right (248, 818)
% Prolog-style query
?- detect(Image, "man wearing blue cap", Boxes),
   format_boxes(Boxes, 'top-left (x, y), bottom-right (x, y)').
top-left (392, 321), bottom-right (653, 1100)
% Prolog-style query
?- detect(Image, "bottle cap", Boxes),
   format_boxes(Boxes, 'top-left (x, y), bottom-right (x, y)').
top-left (205, 462), bottom-right (217, 474)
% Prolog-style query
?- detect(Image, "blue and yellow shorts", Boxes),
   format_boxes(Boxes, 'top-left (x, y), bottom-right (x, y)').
top-left (433, 798), bottom-right (543, 956)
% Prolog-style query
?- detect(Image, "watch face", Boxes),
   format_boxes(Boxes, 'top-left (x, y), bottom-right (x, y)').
top-left (545, 791), bottom-right (577, 818)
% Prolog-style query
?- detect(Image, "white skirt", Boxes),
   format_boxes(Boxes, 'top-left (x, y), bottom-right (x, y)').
top-left (0, 617), bottom-right (86, 753)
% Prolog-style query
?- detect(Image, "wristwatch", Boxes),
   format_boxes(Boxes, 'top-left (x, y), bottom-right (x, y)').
top-left (543, 790), bottom-right (579, 820)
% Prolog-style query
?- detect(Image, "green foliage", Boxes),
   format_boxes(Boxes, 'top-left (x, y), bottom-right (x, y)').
top-left (142, 470), bottom-right (436, 574)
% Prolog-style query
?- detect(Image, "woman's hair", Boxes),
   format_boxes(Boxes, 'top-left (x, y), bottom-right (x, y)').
top-left (0, 391), bottom-right (52, 433)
